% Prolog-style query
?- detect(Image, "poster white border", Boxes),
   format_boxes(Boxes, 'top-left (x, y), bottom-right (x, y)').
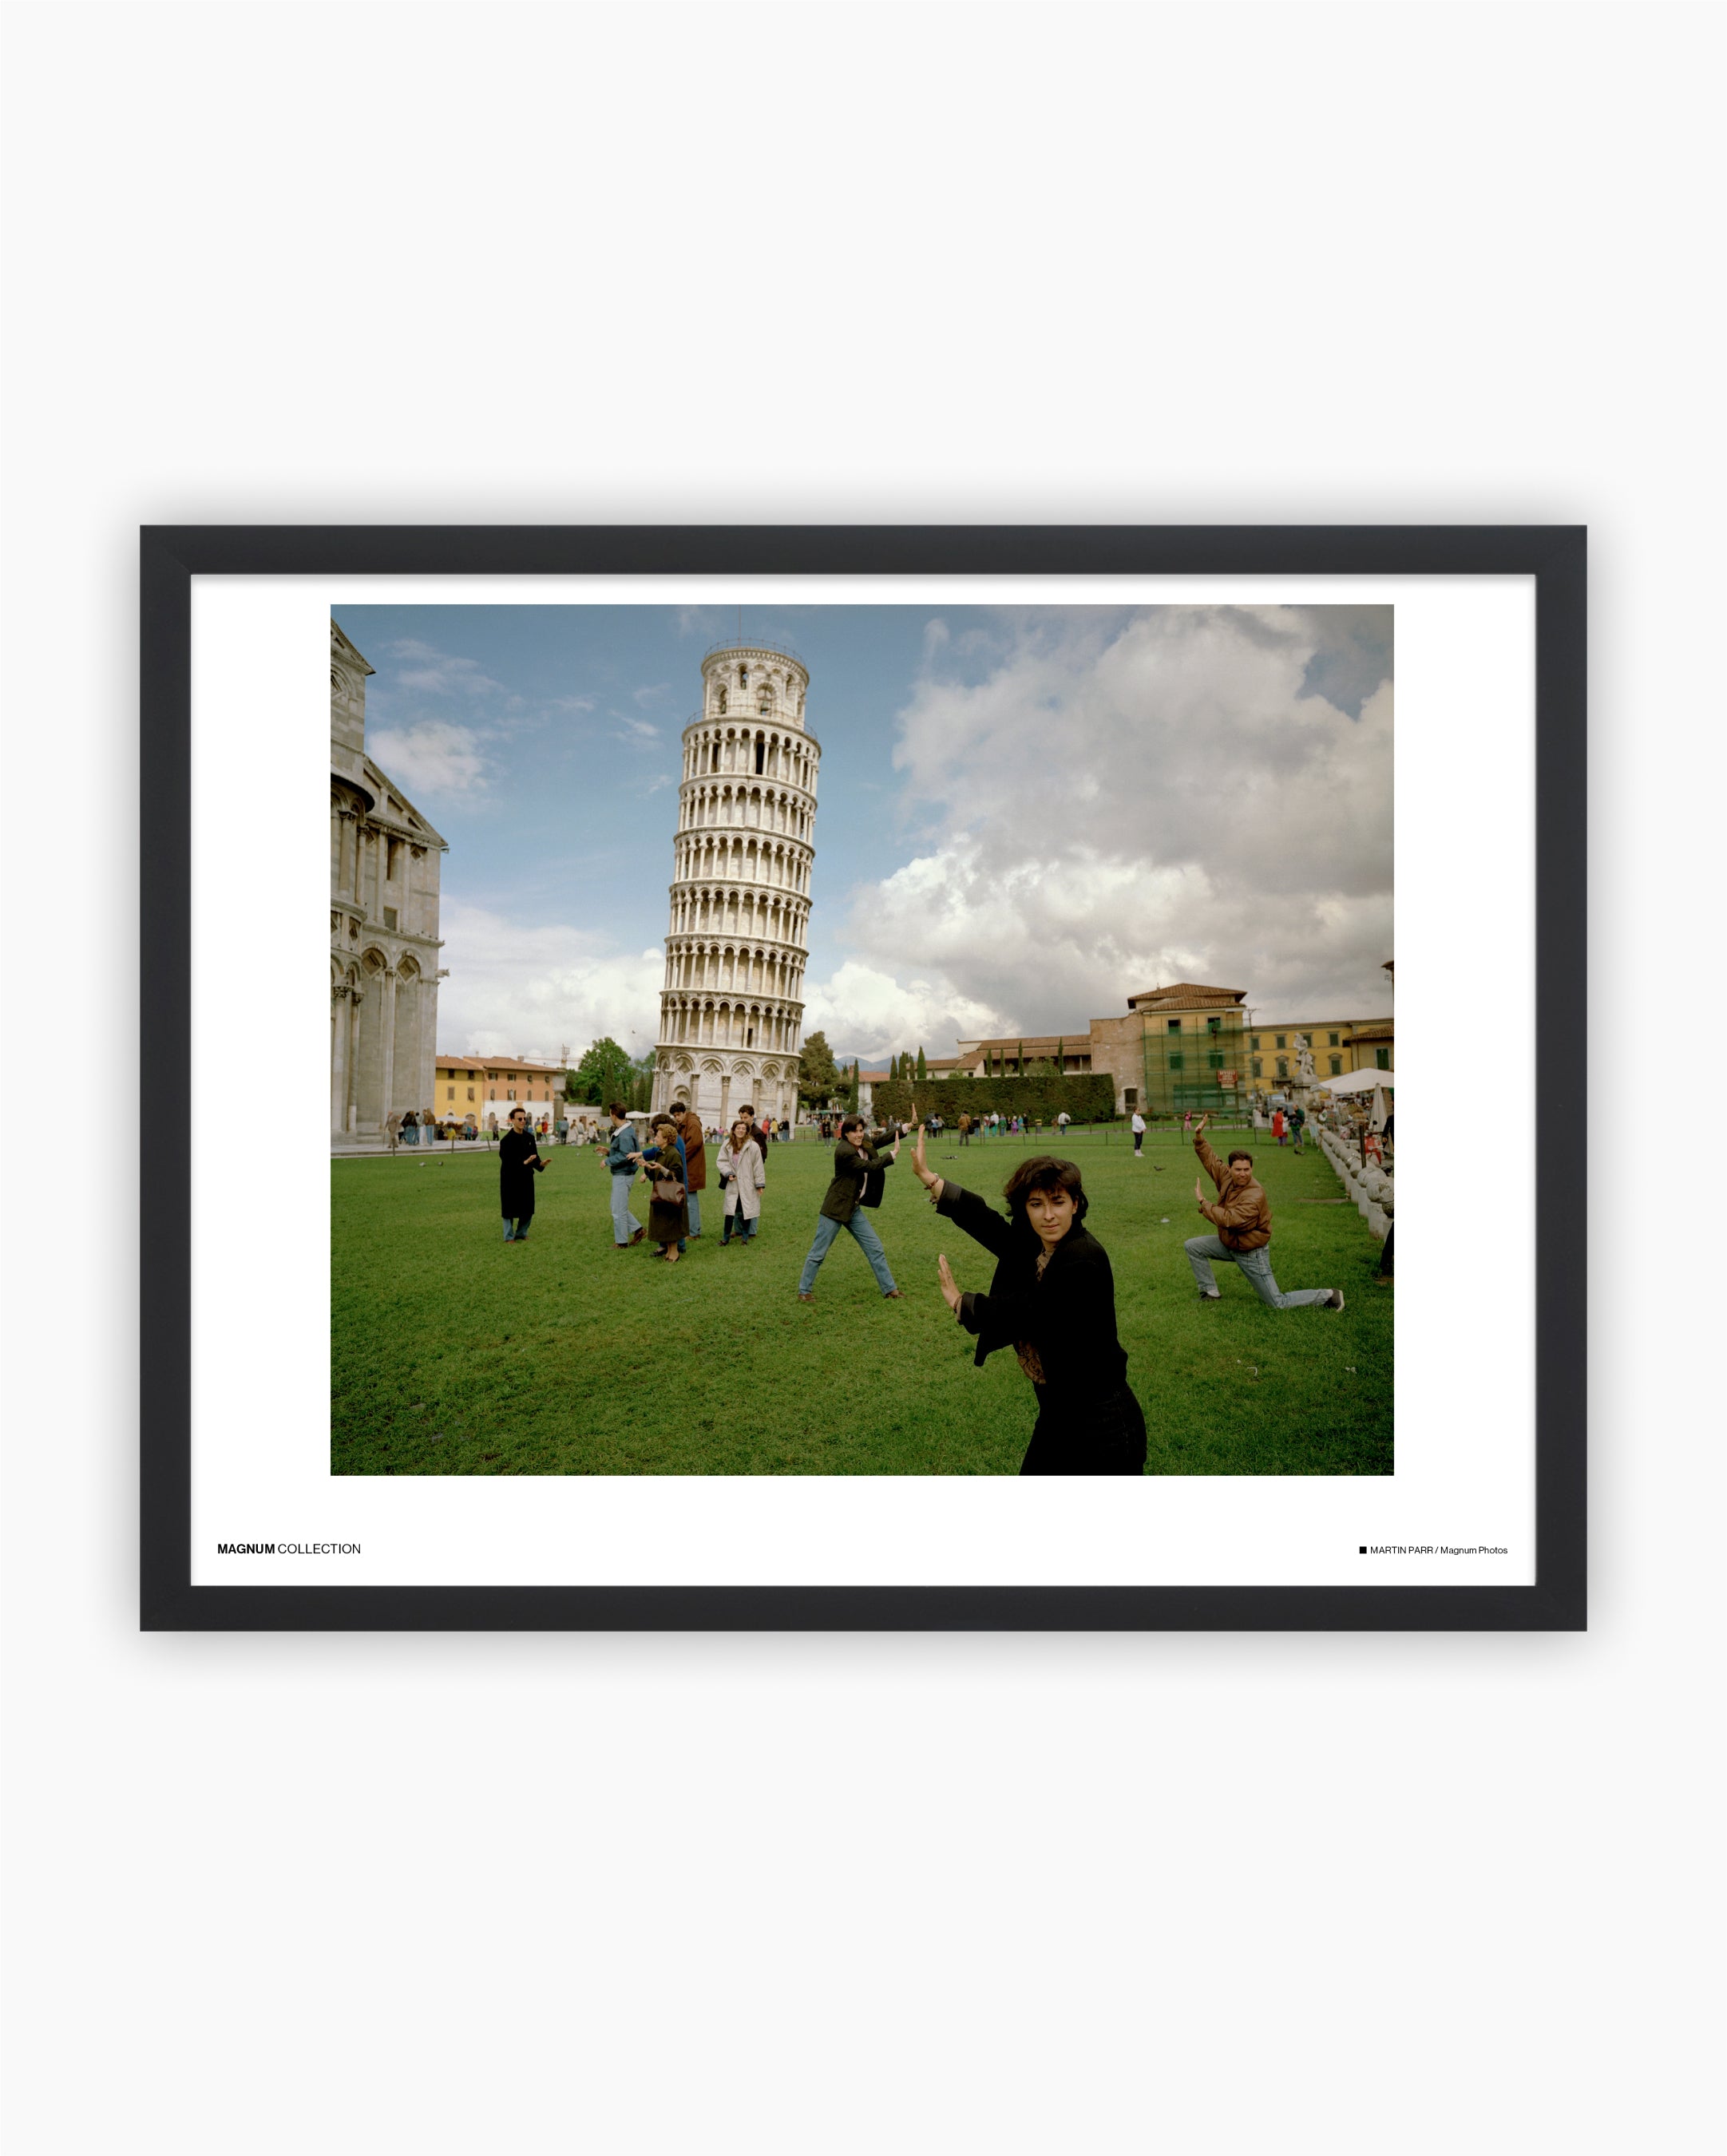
top-left (189, 573), bottom-right (1533, 1588)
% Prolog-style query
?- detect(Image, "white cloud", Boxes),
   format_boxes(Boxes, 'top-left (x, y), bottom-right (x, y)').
top-left (435, 904), bottom-right (663, 1064)
top-left (612, 714), bottom-right (660, 743)
top-left (826, 607), bottom-right (1393, 1046)
top-left (368, 720), bottom-right (490, 803)
top-left (802, 959), bottom-right (1004, 1061)
top-left (379, 639), bottom-right (506, 700)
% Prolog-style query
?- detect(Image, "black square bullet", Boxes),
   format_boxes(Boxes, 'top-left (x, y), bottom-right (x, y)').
top-left (1359, 1545), bottom-right (1367, 1553)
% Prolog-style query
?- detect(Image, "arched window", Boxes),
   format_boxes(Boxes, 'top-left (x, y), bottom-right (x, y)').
top-left (717, 688), bottom-right (727, 716)
top-left (738, 664), bottom-right (748, 686)
top-left (755, 734), bottom-right (766, 774)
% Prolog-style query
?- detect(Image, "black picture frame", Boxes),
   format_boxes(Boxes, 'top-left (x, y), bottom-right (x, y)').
top-left (141, 524), bottom-right (1585, 1631)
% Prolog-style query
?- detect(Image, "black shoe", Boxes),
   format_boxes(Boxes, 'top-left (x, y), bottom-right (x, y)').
top-left (1324, 1289), bottom-right (1345, 1309)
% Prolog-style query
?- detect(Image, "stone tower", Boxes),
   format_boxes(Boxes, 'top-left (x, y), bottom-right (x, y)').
top-left (652, 640), bottom-right (819, 1127)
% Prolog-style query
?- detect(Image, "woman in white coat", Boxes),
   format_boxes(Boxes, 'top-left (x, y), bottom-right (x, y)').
top-left (718, 1115), bottom-right (765, 1246)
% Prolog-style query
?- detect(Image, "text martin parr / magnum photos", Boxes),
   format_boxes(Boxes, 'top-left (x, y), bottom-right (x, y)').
top-left (329, 602), bottom-right (1393, 1480)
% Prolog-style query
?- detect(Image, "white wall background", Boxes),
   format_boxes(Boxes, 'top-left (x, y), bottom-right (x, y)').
top-left (2, 5), bottom-right (1720, 2153)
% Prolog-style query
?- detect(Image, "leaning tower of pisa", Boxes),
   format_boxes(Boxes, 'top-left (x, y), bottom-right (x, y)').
top-left (652, 640), bottom-right (819, 1126)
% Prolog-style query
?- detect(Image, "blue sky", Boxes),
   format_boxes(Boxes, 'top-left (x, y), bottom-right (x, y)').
top-left (335, 603), bottom-right (1393, 1066)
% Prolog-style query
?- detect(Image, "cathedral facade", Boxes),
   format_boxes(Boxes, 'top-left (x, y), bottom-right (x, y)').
top-left (652, 641), bottom-right (818, 1126)
top-left (330, 619), bottom-right (448, 1141)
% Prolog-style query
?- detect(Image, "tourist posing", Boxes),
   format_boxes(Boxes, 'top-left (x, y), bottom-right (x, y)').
top-left (796, 1114), bottom-right (902, 1302)
top-left (909, 1129), bottom-right (1147, 1476)
top-left (1185, 1113), bottom-right (1342, 1311)
top-left (498, 1106), bottom-right (546, 1243)
top-left (718, 1115), bottom-right (765, 1245)
top-left (604, 1102), bottom-right (645, 1249)
top-left (671, 1098), bottom-right (707, 1236)
top-left (1131, 1108), bottom-right (1146, 1157)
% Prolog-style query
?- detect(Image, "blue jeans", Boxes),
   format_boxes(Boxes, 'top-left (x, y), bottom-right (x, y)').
top-left (798, 1210), bottom-right (897, 1295)
top-left (1184, 1235), bottom-right (1331, 1308)
top-left (609, 1171), bottom-right (640, 1245)
top-left (687, 1191), bottom-right (701, 1235)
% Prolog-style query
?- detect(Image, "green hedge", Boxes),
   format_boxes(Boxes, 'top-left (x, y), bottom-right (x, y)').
top-left (870, 1073), bottom-right (1118, 1125)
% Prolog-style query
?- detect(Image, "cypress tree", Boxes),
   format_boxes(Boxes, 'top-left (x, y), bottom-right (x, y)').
top-left (916, 1046), bottom-right (928, 1082)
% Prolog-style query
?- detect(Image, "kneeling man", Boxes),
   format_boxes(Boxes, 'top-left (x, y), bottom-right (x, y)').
top-left (1185, 1114), bottom-right (1342, 1311)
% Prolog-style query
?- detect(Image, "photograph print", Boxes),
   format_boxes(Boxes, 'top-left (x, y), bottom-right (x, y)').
top-left (330, 600), bottom-right (1394, 1478)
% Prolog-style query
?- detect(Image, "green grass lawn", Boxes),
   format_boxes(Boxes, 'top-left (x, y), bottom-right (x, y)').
top-left (331, 1125), bottom-right (1391, 1476)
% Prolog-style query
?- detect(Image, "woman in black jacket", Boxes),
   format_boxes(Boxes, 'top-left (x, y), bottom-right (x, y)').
top-left (910, 1129), bottom-right (1146, 1475)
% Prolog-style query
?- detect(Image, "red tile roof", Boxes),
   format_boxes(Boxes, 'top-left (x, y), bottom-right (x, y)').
top-left (1127, 982), bottom-right (1247, 1008)
top-left (436, 1054), bottom-right (566, 1070)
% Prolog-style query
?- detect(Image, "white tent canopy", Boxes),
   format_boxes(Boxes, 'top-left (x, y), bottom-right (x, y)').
top-left (1314, 1068), bottom-right (1394, 1095)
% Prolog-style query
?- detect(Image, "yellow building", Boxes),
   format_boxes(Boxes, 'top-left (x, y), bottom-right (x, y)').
top-left (432, 1054), bottom-right (568, 1130)
top-left (1247, 1018), bottom-right (1394, 1091)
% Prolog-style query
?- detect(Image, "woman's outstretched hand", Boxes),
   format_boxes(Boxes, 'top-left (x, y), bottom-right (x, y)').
top-left (913, 1126), bottom-right (942, 1197)
top-left (937, 1252), bottom-right (962, 1315)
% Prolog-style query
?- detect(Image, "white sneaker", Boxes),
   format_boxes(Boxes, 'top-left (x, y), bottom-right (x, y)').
top-left (1324, 1289), bottom-right (1345, 1310)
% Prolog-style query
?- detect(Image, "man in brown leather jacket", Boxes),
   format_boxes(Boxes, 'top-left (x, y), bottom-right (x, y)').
top-left (1185, 1114), bottom-right (1343, 1311)
top-left (669, 1101), bottom-right (707, 1236)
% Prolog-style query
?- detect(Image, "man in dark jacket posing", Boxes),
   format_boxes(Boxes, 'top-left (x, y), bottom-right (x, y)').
top-left (795, 1114), bottom-right (903, 1300)
top-left (1185, 1114), bottom-right (1341, 1309)
top-left (498, 1106), bottom-right (546, 1243)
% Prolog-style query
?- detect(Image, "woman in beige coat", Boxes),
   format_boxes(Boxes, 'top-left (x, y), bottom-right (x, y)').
top-left (718, 1115), bottom-right (765, 1246)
